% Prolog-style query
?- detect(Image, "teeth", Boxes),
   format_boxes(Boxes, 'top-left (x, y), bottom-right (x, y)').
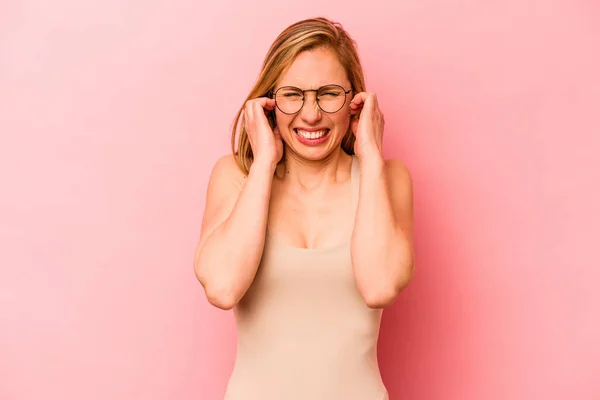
top-left (296, 129), bottom-right (327, 139)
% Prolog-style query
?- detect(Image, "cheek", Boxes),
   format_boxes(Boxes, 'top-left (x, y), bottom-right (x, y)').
top-left (333, 112), bottom-right (351, 132)
top-left (274, 110), bottom-right (293, 129)
top-left (273, 111), bottom-right (296, 142)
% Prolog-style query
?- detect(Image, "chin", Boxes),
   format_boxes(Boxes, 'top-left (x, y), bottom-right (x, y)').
top-left (295, 145), bottom-right (339, 162)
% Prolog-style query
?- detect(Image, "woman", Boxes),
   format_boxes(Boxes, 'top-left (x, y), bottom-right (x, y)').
top-left (194, 17), bottom-right (414, 400)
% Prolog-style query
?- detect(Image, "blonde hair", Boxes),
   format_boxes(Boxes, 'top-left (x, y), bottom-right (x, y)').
top-left (230, 17), bottom-right (367, 174)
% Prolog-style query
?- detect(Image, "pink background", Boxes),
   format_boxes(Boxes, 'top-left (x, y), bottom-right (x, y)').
top-left (1, 1), bottom-right (599, 399)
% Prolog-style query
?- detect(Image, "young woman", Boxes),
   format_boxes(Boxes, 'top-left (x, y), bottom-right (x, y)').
top-left (194, 17), bottom-right (414, 400)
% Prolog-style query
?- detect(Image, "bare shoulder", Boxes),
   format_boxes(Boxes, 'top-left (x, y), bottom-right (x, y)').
top-left (207, 154), bottom-right (246, 192)
top-left (198, 154), bottom-right (246, 242)
top-left (202, 154), bottom-right (246, 223)
top-left (384, 158), bottom-right (413, 190)
top-left (383, 158), bottom-right (414, 244)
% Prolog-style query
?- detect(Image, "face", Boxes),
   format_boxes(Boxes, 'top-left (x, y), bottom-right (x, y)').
top-left (273, 47), bottom-right (353, 161)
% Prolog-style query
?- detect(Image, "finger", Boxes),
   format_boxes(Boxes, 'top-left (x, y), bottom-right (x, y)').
top-left (245, 101), bottom-right (255, 126)
top-left (350, 92), bottom-right (368, 108)
top-left (263, 100), bottom-right (276, 117)
top-left (252, 97), bottom-right (276, 112)
top-left (273, 126), bottom-right (282, 140)
top-left (349, 94), bottom-right (368, 116)
top-left (263, 98), bottom-right (276, 110)
top-left (252, 98), bottom-right (276, 119)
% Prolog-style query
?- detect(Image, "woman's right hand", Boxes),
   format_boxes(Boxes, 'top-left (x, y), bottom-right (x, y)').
top-left (244, 97), bottom-right (283, 168)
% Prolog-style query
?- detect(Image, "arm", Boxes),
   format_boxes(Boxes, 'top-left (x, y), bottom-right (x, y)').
top-left (351, 156), bottom-right (415, 309)
top-left (348, 91), bottom-right (415, 309)
top-left (194, 155), bottom-right (276, 310)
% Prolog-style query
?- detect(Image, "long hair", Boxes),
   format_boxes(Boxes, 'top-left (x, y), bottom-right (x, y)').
top-left (231, 17), bottom-right (367, 175)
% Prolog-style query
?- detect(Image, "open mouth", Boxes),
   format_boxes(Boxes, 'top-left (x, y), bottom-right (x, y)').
top-left (293, 129), bottom-right (331, 145)
top-left (294, 129), bottom-right (329, 140)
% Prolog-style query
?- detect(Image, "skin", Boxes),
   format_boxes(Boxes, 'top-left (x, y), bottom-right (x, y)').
top-left (194, 47), bottom-right (414, 310)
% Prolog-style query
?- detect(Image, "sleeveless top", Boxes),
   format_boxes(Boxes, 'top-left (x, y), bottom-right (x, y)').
top-left (224, 156), bottom-right (389, 400)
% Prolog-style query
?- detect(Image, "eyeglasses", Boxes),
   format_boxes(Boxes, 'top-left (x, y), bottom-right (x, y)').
top-left (270, 84), bottom-right (352, 115)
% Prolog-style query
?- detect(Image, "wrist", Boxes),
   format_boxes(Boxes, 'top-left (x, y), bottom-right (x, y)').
top-left (250, 158), bottom-right (278, 174)
top-left (357, 151), bottom-right (384, 171)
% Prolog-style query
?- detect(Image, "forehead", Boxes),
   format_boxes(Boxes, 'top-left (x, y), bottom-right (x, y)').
top-left (277, 47), bottom-right (349, 89)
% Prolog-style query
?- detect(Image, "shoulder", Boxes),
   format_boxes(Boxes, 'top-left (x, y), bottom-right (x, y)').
top-left (207, 154), bottom-right (246, 191)
top-left (384, 158), bottom-right (413, 190)
top-left (201, 154), bottom-right (246, 228)
top-left (383, 158), bottom-right (414, 214)
top-left (198, 155), bottom-right (246, 249)
top-left (211, 153), bottom-right (241, 173)
top-left (384, 158), bottom-right (414, 239)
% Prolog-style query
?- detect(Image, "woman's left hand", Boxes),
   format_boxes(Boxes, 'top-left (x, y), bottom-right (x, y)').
top-left (349, 92), bottom-right (385, 162)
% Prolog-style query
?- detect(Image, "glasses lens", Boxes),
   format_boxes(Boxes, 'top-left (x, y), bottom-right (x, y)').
top-left (317, 85), bottom-right (346, 113)
top-left (275, 87), bottom-right (304, 114)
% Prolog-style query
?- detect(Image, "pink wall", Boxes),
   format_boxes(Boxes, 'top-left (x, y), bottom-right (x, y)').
top-left (1, 1), bottom-right (598, 399)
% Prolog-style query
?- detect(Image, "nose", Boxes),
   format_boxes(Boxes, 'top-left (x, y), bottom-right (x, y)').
top-left (299, 92), bottom-right (322, 124)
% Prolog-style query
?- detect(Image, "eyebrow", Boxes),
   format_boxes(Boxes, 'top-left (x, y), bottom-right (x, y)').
top-left (274, 84), bottom-right (350, 90)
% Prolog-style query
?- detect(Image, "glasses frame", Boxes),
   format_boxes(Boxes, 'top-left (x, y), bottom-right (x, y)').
top-left (269, 84), bottom-right (353, 115)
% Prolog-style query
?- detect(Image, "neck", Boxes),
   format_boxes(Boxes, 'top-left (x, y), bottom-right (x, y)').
top-left (275, 147), bottom-right (352, 191)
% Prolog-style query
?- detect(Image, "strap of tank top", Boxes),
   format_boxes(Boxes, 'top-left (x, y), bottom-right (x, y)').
top-left (350, 155), bottom-right (360, 213)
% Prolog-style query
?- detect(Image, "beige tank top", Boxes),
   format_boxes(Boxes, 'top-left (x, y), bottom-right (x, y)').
top-left (224, 156), bottom-right (388, 400)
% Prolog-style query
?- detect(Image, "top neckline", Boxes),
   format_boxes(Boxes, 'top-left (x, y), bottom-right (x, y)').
top-left (265, 155), bottom-right (359, 252)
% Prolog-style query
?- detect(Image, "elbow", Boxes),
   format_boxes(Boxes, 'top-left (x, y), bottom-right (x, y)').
top-left (359, 280), bottom-right (399, 308)
top-left (361, 264), bottom-right (414, 309)
top-left (362, 287), bottom-right (398, 309)
top-left (200, 273), bottom-right (240, 310)
top-left (205, 285), bottom-right (239, 310)
top-left (194, 259), bottom-right (240, 311)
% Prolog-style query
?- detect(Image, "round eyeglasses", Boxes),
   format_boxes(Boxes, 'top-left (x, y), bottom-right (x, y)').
top-left (271, 84), bottom-right (352, 115)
